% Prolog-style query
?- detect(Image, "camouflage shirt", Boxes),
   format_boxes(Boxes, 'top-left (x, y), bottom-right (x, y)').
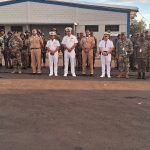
top-left (135, 39), bottom-right (150, 59)
top-left (116, 39), bottom-right (133, 57)
top-left (0, 36), bottom-right (4, 49)
top-left (9, 36), bottom-right (23, 51)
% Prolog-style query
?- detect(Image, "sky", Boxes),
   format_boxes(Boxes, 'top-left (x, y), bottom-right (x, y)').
top-left (80, 0), bottom-right (150, 28)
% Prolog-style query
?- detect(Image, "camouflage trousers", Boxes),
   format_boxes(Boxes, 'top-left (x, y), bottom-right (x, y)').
top-left (137, 58), bottom-right (146, 72)
top-left (146, 56), bottom-right (150, 71)
top-left (12, 50), bottom-right (21, 68)
top-left (21, 50), bottom-right (28, 68)
top-left (0, 47), bottom-right (3, 64)
top-left (118, 55), bottom-right (130, 73)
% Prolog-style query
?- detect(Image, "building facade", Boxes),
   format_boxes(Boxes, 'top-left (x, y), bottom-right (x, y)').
top-left (0, 0), bottom-right (138, 40)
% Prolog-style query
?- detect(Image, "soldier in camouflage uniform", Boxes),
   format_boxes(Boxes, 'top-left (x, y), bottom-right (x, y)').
top-left (20, 33), bottom-right (29, 69)
top-left (136, 33), bottom-right (150, 79)
top-left (144, 31), bottom-right (150, 71)
top-left (0, 29), bottom-right (5, 67)
top-left (130, 32), bottom-right (140, 71)
top-left (91, 32), bottom-right (97, 69)
top-left (3, 31), bottom-right (13, 68)
top-left (75, 33), bottom-right (83, 70)
top-left (116, 32), bottom-right (133, 79)
top-left (9, 31), bottom-right (23, 74)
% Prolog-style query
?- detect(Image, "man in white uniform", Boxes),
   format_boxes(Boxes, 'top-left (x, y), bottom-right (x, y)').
top-left (62, 27), bottom-right (78, 77)
top-left (46, 31), bottom-right (60, 76)
top-left (99, 32), bottom-right (114, 78)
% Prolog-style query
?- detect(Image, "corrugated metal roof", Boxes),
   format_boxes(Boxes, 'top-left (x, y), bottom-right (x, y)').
top-left (0, 0), bottom-right (138, 12)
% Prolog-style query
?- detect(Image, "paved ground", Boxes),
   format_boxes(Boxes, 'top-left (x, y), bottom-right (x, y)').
top-left (0, 67), bottom-right (150, 150)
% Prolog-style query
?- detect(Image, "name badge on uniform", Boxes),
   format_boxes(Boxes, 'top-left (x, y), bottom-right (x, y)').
top-left (139, 49), bottom-right (142, 53)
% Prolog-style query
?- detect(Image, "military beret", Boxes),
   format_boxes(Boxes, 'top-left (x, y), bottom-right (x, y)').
top-left (49, 31), bottom-right (56, 36)
top-left (120, 32), bottom-right (127, 36)
top-left (7, 31), bottom-right (13, 35)
top-left (65, 27), bottom-right (72, 32)
top-left (0, 29), bottom-right (5, 32)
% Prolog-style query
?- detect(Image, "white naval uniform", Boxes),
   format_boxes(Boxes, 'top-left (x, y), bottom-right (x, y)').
top-left (46, 39), bottom-right (60, 76)
top-left (99, 39), bottom-right (114, 77)
top-left (62, 35), bottom-right (78, 75)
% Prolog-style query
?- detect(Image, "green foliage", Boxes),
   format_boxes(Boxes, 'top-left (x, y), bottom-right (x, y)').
top-left (130, 19), bottom-right (147, 35)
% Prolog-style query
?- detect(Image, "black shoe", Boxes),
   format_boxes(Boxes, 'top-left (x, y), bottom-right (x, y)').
top-left (142, 72), bottom-right (146, 80)
top-left (90, 74), bottom-right (94, 77)
top-left (0, 64), bottom-right (2, 67)
top-left (32, 73), bottom-right (37, 75)
top-left (137, 72), bottom-right (141, 79)
top-left (82, 74), bottom-right (86, 76)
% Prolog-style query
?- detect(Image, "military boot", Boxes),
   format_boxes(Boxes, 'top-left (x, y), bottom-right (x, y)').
top-left (18, 67), bottom-right (22, 74)
top-left (11, 68), bottom-right (17, 74)
top-left (137, 72), bottom-right (141, 79)
top-left (125, 73), bottom-right (129, 79)
top-left (142, 72), bottom-right (146, 80)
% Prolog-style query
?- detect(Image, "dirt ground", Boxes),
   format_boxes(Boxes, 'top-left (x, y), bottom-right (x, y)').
top-left (0, 67), bottom-right (150, 150)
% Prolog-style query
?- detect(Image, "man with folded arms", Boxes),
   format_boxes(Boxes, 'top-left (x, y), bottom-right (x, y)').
top-left (99, 32), bottom-right (114, 78)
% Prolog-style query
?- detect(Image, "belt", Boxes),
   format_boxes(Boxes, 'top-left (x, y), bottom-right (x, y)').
top-left (31, 48), bottom-right (40, 50)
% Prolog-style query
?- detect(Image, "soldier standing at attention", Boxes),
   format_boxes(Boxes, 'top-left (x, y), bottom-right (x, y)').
top-left (99, 32), bottom-right (114, 78)
top-left (29, 29), bottom-right (43, 74)
top-left (90, 31), bottom-right (97, 69)
top-left (20, 33), bottom-right (29, 69)
top-left (136, 33), bottom-right (150, 80)
top-left (80, 30), bottom-right (95, 76)
top-left (0, 29), bottom-right (5, 67)
top-left (62, 27), bottom-right (78, 77)
top-left (3, 31), bottom-right (13, 68)
top-left (46, 31), bottom-right (60, 76)
top-left (144, 31), bottom-right (150, 72)
top-left (116, 32), bottom-right (133, 79)
top-left (9, 31), bottom-right (23, 74)
top-left (130, 32), bottom-right (140, 71)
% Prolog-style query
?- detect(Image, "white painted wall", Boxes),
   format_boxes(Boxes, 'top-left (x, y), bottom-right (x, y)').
top-left (0, 1), bottom-right (128, 42)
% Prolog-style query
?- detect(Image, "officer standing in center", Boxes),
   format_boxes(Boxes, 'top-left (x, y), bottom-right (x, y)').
top-left (62, 27), bottom-right (78, 77)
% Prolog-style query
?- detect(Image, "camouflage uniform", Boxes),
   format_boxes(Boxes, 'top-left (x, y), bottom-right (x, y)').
top-left (3, 33), bottom-right (12, 68)
top-left (135, 36), bottom-right (150, 79)
top-left (130, 33), bottom-right (140, 70)
top-left (0, 35), bottom-right (4, 66)
top-left (9, 35), bottom-right (23, 73)
top-left (116, 38), bottom-right (133, 78)
top-left (21, 38), bottom-right (29, 69)
top-left (75, 34), bottom-right (82, 70)
top-left (145, 34), bottom-right (150, 71)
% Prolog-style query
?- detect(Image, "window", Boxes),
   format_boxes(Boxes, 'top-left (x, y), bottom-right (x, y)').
top-left (11, 26), bottom-right (23, 32)
top-left (85, 25), bottom-right (99, 32)
top-left (105, 25), bottom-right (119, 32)
top-left (0, 25), bottom-right (5, 31)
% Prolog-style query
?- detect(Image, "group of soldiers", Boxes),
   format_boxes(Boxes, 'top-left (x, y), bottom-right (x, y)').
top-left (0, 28), bottom-right (150, 79)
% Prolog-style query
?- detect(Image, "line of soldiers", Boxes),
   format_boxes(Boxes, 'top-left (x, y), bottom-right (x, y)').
top-left (113, 31), bottom-right (150, 79)
top-left (0, 28), bottom-right (150, 79)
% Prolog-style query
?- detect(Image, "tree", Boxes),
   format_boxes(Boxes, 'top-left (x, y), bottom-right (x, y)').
top-left (130, 19), bottom-right (147, 35)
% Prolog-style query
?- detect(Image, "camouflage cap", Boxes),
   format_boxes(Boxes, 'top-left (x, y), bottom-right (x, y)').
top-left (120, 32), bottom-right (127, 36)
